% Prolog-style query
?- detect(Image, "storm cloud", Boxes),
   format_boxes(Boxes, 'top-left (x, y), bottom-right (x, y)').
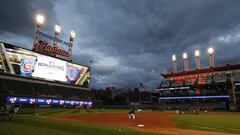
top-left (1, 0), bottom-right (240, 89)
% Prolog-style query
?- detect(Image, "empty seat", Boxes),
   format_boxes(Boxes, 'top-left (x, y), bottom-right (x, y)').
top-left (0, 78), bottom-right (9, 95)
top-left (32, 83), bottom-right (56, 97)
top-left (4, 79), bottom-right (34, 96)
top-left (52, 85), bottom-right (73, 98)
top-left (69, 88), bottom-right (93, 100)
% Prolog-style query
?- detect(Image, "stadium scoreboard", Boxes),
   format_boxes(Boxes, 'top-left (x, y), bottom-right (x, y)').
top-left (0, 42), bottom-right (90, 87)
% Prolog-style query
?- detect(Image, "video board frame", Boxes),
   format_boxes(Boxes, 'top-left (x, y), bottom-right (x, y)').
top-left (0, 42), bottom-right (90, 87)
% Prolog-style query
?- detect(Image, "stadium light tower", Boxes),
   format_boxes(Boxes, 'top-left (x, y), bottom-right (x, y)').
top-left (183, 52), bottom-right (189, 71)
top-left (195, 50), bottom-right (200, 69)
top-left (53, 24), bottom-right (61, 47)
top-left (68, 30), bottom-right (76, 60)
top-left (70, 30), bottom-right (76, 41)
top-left (36, 15), bottom-right (45, 25)
top-left (172, 54), bottom-right (177, 73)
top-left (33, 14), bottom-right (45, 51)
top-left (208, 47), bottom-right (214, 67)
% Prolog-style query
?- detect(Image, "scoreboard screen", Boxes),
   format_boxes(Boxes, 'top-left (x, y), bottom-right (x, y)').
top-left (0, 43), bottom-right (90, 87)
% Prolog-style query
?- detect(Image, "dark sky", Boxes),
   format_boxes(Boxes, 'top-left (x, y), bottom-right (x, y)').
top-left (1, 0), bottom-right (240, 89)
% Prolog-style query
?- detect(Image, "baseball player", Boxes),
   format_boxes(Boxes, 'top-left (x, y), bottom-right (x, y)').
top-left (128, 108), bottom-right (136, 119)
top-left (137, 107), bottom-right (142, 112)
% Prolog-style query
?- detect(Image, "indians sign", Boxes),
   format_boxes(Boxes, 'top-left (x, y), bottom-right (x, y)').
top-left (37, 41), bottom-right (70, 57)
top-left (37, 31), bottom-right (71, 57)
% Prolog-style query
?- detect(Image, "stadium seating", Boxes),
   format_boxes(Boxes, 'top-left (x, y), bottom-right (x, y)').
top-left (52, 85), bottom-right (74, 99)
top-left (0, 72), bottom-right (93, 102)
top-left (32, 83), bottom-right (57, 98)
top-left (69, 88), bottom-right (92, 100)
top-left (0, 78), bottom-right (9, 95)
top-left (4, 79), bottom-right (34, 96)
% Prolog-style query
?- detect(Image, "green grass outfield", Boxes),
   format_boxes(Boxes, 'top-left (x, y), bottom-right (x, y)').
top-left (172, 113), bottom-right (240, 134)
top-left (0, 108), bottom-right (162, 135)
top-left (1, 108), bottom-right (240, 135)
top-left (34, 108), bottom-right (131, 116)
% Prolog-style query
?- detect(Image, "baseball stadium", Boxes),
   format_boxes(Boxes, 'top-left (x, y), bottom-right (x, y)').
top-left (1, 7), bottom-right (240, 135)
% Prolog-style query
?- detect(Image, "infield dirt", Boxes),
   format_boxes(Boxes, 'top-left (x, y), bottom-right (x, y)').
top-left (50, 112), bottom-right (239, 135)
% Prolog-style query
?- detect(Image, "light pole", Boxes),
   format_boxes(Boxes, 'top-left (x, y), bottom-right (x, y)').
top-left (33, 14), bottom-right (45, 51)
top-left (194, 50), bottom-right (201, 112)
top-left (68, 30), bottom-right (76, 61)
top-left (195, 50), bottom-right (200, 69)
top-left (195, 50), bottom-right (201, 107)
top-left (172, 54), bottom-right (177, 73)
top-left (53, 24), bottom-right (61, 47)
top-left (208, 47), bottom-right (214, 67)
top-left (183, 52), bottom-right (189, 71)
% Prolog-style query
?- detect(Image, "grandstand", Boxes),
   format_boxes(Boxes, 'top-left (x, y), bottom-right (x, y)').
top-left (0, 72), bottom-right (93, 100)
top-left (158, 64), bottom-right (240, 111)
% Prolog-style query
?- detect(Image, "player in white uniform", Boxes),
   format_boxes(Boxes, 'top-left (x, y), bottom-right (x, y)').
top-left (128, 108), bottom-right (135, 119)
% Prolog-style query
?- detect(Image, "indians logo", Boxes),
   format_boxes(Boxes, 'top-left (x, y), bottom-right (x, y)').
top-left (20, 58), bottom-right (35, 75)
top-left (29, 99), bottom-right (36, 104)
top-left (46, 99), bottom-right (52, 104)
top-left (9, 97), bottom-right (17, 104)
top-left (70, 101), bottom-right (75, 105)
top-left (37, 42), bottom-right (69, 57)
top-left (59, 100), bottom-right (64, 105)
top-left (67, 66), bottom-right (83, 83)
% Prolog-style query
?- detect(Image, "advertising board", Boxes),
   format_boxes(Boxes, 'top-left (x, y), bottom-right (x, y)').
top-left (160, 80), bottom-right (170, 87)
top-left (7, 96), bottom-right (93, 108)
top-left (214, 75), bottom-right (227, 83)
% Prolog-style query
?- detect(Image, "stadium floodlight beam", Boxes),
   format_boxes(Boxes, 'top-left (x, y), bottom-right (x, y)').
top-left (68, 30), bottom-right (76, 61)
top-left (195, 50), bottom-right (200, 69)
top-left (208, 47), bottom-right (214, 54)
top-left (53, 24), bottom-right (61, 49)
top-left (54, 24), bottom-right (61, 34)
top-left (208, 47), bottom-right (214, 67)
top-left (70, 31), bottom-right (76, 40)
top-left (172, 54), bottom-right (177, 73)
top-left (183, 52), bottom-right (189, 71)
top-left (183, 52), bottom-right (188, 59)
top-left (172, 54), bottom-right (176, 62)
top-left (195, 50), bottom-right (200, 57)
top-left (52, 24), bottom-right (61, 54)
top-left (33, 14), bottom-right (45, 51)
top-left (36, 14), bottom-right (45, 26)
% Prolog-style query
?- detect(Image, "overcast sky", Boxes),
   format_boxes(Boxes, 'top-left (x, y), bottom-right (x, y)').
top-left (1, 0), bottom-right (240, 89)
